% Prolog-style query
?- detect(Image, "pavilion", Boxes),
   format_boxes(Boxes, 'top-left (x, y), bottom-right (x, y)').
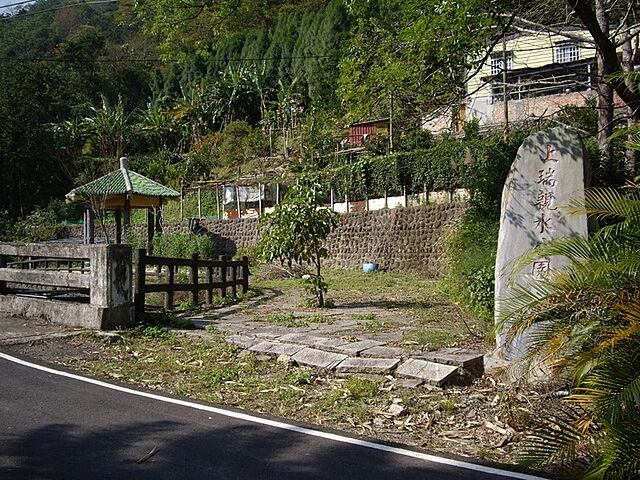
top-left (65, 157), bottom-right (179, 250)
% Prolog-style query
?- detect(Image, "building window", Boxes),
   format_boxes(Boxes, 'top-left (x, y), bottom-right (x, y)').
top-left (555, 43), bottom-right (580, 63)
top-left (490, 52), bottom-right (513, 76)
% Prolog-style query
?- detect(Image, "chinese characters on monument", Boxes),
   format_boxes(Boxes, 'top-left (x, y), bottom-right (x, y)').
top-left (494, 127), bottom-right (589, 360)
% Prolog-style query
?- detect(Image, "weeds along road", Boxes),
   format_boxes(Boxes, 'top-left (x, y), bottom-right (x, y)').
top-left (0, 352), bottom-right (546, 480)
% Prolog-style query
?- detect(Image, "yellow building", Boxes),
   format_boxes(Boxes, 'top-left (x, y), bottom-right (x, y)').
top-left (424, 28), bottom-right (597, 133)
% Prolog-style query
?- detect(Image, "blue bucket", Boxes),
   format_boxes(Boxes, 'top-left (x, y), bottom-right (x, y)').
top-left (362, 263), bottom-right (379, 273)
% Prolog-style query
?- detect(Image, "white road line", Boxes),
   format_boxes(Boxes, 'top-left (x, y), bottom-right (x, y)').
top-left (0, 351), bottom-right (545, 480)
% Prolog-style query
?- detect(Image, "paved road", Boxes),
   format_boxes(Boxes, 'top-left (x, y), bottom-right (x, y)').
top-left (0, 352), bottom-right (545, 480)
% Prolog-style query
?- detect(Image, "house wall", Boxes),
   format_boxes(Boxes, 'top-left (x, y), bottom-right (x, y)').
top-left (425, 29), bottom-right (596, 134)
top-left (467, 30), bottom-right (594, 98)
top-left (349, 120), bottom-right (390, 145)
top-left (471, 90), bottom-right (595, 126)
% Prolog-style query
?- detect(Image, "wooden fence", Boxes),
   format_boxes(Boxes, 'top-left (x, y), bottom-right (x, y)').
top-left (134, 249), bottom-right (249, 313)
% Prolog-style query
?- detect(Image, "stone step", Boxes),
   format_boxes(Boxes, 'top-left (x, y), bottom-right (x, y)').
top-left (396, 358), bottom-right (459, 387)
top-left (419, 348), bottom-right (484, 377)
top-left (225, 331), bottom-right (485, 387)
top-left (249, 340), bottom-right (305, 356)
top-left (335, 357), bottom-right (400, 375)
top-left (292, 347), bottom-right (348, 370)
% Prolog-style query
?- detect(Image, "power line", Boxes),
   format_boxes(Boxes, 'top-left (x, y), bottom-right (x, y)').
top-left (0, 54), bottom-right (334, 64)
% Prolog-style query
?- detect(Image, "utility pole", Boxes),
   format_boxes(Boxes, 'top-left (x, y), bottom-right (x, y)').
top-left (502, 36), bottom-right (509, 140)
top-left (389, 91), bottom-right (394, 154)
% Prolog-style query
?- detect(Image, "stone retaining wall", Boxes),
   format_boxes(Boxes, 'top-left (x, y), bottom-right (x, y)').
top-left (64, 203), bottom-right (465, 276)
top-left (323, 204), bottom-right (464, 275)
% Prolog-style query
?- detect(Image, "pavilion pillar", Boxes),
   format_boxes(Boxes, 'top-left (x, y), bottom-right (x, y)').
top-left (123, 195), bottom-right (131, 238)
top-left (147, 207), bottom-right (155, 253)
top-left (115, 209), bottom-right (122, 243)
top-left (156, 205), bottom-right (163, 235)
top-left (84, 208), bottom-right (95, 244)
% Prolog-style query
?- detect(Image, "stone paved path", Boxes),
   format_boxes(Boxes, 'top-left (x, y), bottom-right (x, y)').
top-left (0, 290), bottom-right (493, 387)
top-left (184, 295), bottom-right (487, 387)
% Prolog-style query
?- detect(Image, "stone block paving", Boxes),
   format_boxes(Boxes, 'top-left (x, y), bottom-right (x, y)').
top-left (204, 316), bottom-right (486, 388)
top-left (396, 358), bottom-right (459, 387)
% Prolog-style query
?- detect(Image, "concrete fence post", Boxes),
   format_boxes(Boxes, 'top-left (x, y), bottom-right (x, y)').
top-left (89, 244), bottom-right (135, 328)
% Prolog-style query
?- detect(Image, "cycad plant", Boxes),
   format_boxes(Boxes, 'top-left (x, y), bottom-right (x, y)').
top-left (499, 183), bottom-right (640, 479)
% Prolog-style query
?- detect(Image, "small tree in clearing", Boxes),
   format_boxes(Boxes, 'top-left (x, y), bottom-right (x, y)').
top-left (258, 179), bottom-right (338, 307)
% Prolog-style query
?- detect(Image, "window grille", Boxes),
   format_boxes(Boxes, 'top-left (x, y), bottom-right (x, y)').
top-left (555, 43), bottom-right (580, 63)
top-left (490, 52), bottom-right (513, 75)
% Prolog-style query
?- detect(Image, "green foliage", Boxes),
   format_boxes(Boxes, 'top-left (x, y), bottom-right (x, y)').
top-left (0, 212), bottom-right (14, 241)
top-left (556, 100), bottom-right (629, 188)
top-left (500, 183), bottom-right (640, 478)
top-left (177, 301), bottom-right (200, 313)
top-left (136, 324), bottom-right (173, 339)
top-left (256, 313), bottom-right (309, 328)
top-left (204, 324), bottom-right (226, 336)
top-left (258, 178), bottom-right (338, 307)
top-left (143, 311), bottom-right (196, 329)
top-left (152, 232), bottom-right (213, 259)
top-left (324, 131), bottom-right (519, 204)
top-left (252, 312), bottom-right (333, 328)
top-left (287, 369), bottom-right (314, 385)
top-left (345, 376), bottom-right (378, 401)
top-left (11, 209), bottom-right (64, 243)
top-left (444, 219), bottom-right (499, 321)
top-left (209, 295), bottom-right (233, 307)
top-left (202, 366), bottom-right (240, 386)
top-left (338, 0), bottom-right (506, 123)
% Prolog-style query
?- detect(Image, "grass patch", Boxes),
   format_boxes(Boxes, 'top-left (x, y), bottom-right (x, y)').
top-left (353, 313), bottom-right (377, 321)
top-left (354, 314), bottom-right (398, 333)
top-left (403, 328), bottom-right (457, 348)
top-left (252, 312), bottom-right (335, 328)
top-left (345, 376), bottom-right (378, 400)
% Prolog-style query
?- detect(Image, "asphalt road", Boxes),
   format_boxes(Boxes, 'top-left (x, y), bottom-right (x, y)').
top-left (0, 351), bottom-right (545, 480)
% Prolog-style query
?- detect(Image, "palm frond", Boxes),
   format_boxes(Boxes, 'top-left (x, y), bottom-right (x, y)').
top-left (517, 403), bottom-right (591, 469)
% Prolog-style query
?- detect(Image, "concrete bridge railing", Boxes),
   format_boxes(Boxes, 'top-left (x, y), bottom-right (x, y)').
top-left (0, 243), bottom-right (135, 329)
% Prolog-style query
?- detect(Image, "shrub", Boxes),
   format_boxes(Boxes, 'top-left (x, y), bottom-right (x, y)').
top-left (153, 232), bottom-right (213, 259)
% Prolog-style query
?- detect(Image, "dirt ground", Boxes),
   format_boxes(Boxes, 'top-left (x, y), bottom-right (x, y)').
top-left (1, 272), bottom-right (565, 476)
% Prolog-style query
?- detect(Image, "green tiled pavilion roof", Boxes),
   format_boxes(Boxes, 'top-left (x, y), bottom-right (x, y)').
top-left (65, 157), bottom-right (179, 209)
top-left (67, 169), bottom-right (179, 198)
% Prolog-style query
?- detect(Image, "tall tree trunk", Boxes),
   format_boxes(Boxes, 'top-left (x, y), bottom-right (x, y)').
top-left (596, 0), bottom-right (614, 168)
top-left (620, 2), bottom-right (640, 174)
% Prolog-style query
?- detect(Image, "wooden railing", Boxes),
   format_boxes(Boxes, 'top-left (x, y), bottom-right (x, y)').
top-left (134, 249), bottom-right (249, 313)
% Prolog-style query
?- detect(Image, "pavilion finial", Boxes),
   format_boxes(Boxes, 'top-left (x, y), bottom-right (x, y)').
top-left (119, 157), bottom-right (133, 192)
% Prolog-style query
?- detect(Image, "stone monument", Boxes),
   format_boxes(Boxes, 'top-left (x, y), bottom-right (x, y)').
top-left (495, 126), bottom-right (589, 360)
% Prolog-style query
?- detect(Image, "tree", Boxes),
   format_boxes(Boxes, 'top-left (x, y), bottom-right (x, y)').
top-left (338, 0), bottom-right (508, 126)
top-left (513, 0), bottom-right (640, 174)
top-left (0, 60), bottom-right (77, 218)
top-left (135, 0), bottom-right (328, 58)
top-left (258, 179), bottom-right (338, 307)
top-left (499, 183), bottom-right (640, 478)
top-left (82, 94), bottom-right (139, 159)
